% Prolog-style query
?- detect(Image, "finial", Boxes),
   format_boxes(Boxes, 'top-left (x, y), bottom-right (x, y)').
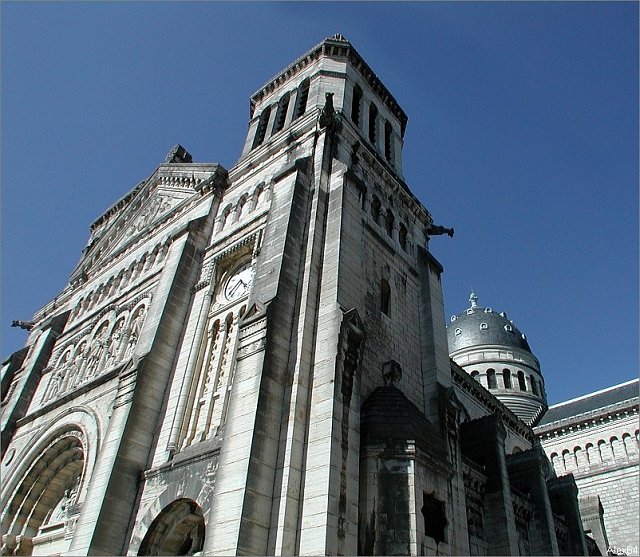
top-left (469, 291), bottom-right (478, 308)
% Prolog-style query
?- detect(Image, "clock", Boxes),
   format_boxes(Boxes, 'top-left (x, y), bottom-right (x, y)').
top-left (223, 263), bottom-right (253, 302)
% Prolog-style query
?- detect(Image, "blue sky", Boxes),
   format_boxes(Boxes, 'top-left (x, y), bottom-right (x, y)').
top-left (2, 2), bottom-right (637, 404)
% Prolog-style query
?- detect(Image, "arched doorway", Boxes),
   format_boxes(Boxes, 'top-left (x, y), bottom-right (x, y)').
top-left (1, 432), bottom-right (84, 556)
top-left (138, 499), bottom-right (205, 556)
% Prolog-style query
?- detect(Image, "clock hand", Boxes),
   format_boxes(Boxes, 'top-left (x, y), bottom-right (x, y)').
top-left (229, 280), bottom-right (242, 296)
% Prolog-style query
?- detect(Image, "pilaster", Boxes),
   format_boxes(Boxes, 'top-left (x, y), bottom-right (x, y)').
top-left (68, 228), bottom-right (203, 555)
top-left (1, 312), bottom-right (69, 456)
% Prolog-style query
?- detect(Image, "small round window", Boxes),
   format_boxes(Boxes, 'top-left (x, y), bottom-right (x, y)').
top-left (504, 324), bottom-right (513, 332)
top-left (480, 323), bottom-right (488, 330)
top-left (455, 328), bottom-right (462, 336)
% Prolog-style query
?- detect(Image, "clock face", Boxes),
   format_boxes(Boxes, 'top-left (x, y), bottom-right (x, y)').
top-left (224, 264), bottom-right (253, 302)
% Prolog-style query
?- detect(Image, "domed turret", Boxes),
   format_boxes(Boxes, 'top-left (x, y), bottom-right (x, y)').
top-left (447, 292), bottom-right (547, 425)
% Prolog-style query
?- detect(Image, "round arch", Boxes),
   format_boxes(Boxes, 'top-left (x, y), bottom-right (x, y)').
top-left (1, 430), bottom-right (85, 555)
top-left (137, 498), bottom-right (205, 556)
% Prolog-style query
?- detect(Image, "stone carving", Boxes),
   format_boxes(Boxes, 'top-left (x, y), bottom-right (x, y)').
top-left (127, 195), bottom-right (173, 239)
top-left (125, 306), bottom-right (147, 358)
top-left (44, 304), bottom-right (148, 404)
top-left (382, 359), bottom-right (402, 387)
top-left (84, 321), bottom-right (110, 379)
top-left (105, 319), bottom-right (125, 368)
top-left (336, 309), bottom-right (365, 552)
top-left (10, 320), bottom-right (34, 331)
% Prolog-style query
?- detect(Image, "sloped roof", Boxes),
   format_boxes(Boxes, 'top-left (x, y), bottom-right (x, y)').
top-left (536, 378), bottom-right (638, 427)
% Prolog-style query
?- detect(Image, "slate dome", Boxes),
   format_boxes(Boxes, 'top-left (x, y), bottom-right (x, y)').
top-left (447, 292), bottom-right (532, 353)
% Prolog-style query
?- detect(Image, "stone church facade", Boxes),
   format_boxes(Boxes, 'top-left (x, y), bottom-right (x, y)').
top-left (2, 35), bottom-right (592, 556)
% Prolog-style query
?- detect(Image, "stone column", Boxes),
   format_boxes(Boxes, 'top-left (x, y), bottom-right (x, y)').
top-left (506, 446), bottom-right (560, 555)
top-left (579, 495), bottom-right (609, 555)
top-left (417, 247), bottom-right (452, 428)
top-left (548, 474), bottom-right (589, 556)
top-left (461, 414), bottom-right (520, 555)
top-left (1, 312), bottom-right (68, 456)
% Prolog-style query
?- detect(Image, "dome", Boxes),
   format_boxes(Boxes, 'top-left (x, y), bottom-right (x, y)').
top-left (447, 292), bottom-right (532, 354)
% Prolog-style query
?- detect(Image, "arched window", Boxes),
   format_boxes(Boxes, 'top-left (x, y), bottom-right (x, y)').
top-left (252, 105), bottom-right (272, 148)
top-left (573, 446), bottom-right (582, 468)
top-left (470, 370), bottom-right (479, 379)
top-left (384, 120), bottom-right (393, 161)
top-left (380, 279), bottom-right (391, 316)
top-left (294, 78), bottom-right (310, 120)
top-left (1, 430), bottom-right (85, 556)
top-left (370, 195), bottom-right (381, 224)
top-left (398, 223), bottom-right (408, 251)
top-left (272, 93), bottom-right (290, 134)
top-left (517, 370), bottom-right (527, 391)
top-left (585, 443), bottom-right (594, 464)
top-left (610, 436), bottom-right (621, 460)
top-left (368, 103), bottom-right (378, 145)
top-left (562, 449), bottom-right (571, 471)
top-left (531, 377), bottom-right (539, 396)
top-left (138, 499), bottom-right (205, 556)
top-left (487, 369), bottom-right (497, 389)
top-left (219, 204), bottom-right (233, 231)
top-left (384, 209), bottom-right (394, 238)
top-left (502, 369), bottom-right (512, 389)
top-left (351, 84), bottom-right (362, 125)
top-left (236, 194), bottom-right (250, 220)
top-left (622, 433), bottom-right (635, 458)
top-left (597, 439), bottom-right (608, 462)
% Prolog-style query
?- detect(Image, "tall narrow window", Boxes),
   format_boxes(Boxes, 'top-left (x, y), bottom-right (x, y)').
top-left (487, 369), bottom-right (497, 389)
top-left (531, 377), bottom-right (539, 396)
top-left (351, 84), bottom-right (363, 125)
top-left (503, 369), bottom-right (512, 389)
top-left (398, 223), bottom-right (408, 250)
top-left (370, 195), bottom-right (381, 224)
top-left (294, 78), bottom-right (310, 120)
top-left (384, 120), bottom-right (393, 161)
top-left (380, 279), bottom-right (391, 316)
top-left (272, 93), bottom-right (290, 134)
top-left (252, 105), bottom-right (272, 148)
top-left (517, 370), bottom-right (527, 391)
top-left (384, 209), bottom-right (394, 238)
top-left (368, 103), bottom-right (378, 145)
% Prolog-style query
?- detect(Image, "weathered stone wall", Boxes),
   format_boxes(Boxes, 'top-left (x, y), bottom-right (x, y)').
top-left (539, 409), bottom-right (639, 554)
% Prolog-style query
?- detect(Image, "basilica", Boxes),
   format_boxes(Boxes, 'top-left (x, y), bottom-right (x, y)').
top-left (1, 35), bottom-right (636, 556)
